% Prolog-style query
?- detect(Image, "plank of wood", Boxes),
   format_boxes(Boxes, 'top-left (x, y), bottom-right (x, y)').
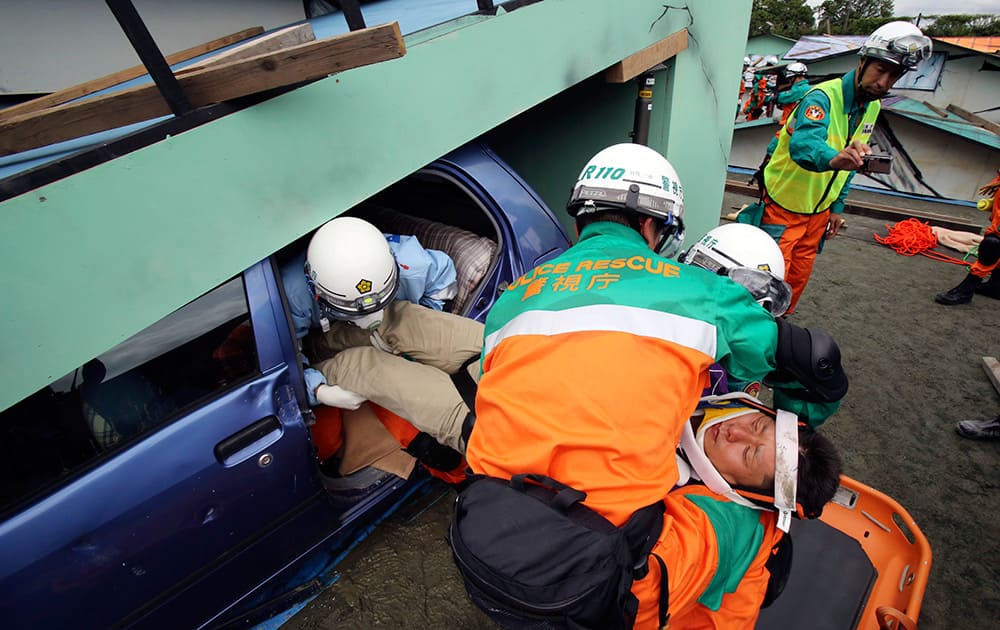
top-left (0, 22), bottom-right (406, 157)
top-left (921, 101), bottom-right (949, 118)
top-left (0, 27), bottom-right (265, 122)
top-left (605, 29), bottom-right (688, 83)
top-left (946, 103), bottom-right (1000, 136)
top-left (176, 24), bottom-right (315, 75)
top-left (723, 178), bottom-right (983, 233)
top-left (984, 356), bottom-right (1000, 395)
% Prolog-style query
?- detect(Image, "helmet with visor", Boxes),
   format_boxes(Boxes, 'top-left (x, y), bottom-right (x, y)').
top-left (858, 21), bottom-right (932, 71)
top-left (681, 223), bottom-right (792, 317)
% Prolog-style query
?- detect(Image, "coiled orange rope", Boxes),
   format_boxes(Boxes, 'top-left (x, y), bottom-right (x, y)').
top-left (873, 218), bottom-right (969, 265)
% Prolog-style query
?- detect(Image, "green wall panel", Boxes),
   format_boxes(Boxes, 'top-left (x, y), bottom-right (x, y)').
top-left (0, 0), bottom-right (751, 411)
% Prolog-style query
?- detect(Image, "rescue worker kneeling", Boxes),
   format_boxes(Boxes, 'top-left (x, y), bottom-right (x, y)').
top-left (452, 143), bottom-right (847, 629)
top-left (450, 394), bottom-right (842, 629)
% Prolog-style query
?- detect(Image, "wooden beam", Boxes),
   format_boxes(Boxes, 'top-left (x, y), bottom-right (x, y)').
top-left (723, 178), bottom-right (983, 233)
top-left (605, 29), bottom-right (688, 84)
top-left (176, 24), bottom-right (315, 75)
top-left (984, 356), bottom-right (1000, 395)
top-left (0, 22), bottom-right (406, 157)
top-left (921, 101), bottom-right (949, 118)
top-left (946, 103), bottom-right (1000, 136)
top-left (0, 27), bottom-right (265, 122)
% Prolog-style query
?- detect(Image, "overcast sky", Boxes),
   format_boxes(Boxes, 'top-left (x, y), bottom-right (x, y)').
top-left (894, 0), bottom-right (999, 14)
top-left (808, 1), bottom-right (999, 16)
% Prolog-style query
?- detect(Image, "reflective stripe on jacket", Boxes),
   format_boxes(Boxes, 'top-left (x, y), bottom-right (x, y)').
top-left (466, 222), bottom-right (778, 526)
top-left (764, 77), bottom-right (880, 214)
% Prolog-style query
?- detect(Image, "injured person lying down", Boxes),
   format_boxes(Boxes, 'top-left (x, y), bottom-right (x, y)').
top-left (646, 392), bottom-right (843, 629)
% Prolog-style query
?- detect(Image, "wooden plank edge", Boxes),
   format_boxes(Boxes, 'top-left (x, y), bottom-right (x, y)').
top-left (723, 179), bottom-right (984, 233)
top-left (176, 24), bottom-right (315, 75)
top-left (946, 103), bottom-right (1000, 136)
top-left (983, 356), bottom-right (1000, 395)
top-left (921, 100), bottom-right (949, 119)
top-left (0, 22), bottom-right (406, 158)
top-left (604, 29), bottom-right (688, 84)
top-left (0, 26), bottom-right (265, 122)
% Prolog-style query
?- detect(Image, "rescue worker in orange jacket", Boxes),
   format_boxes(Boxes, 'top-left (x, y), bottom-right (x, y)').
top-left (464, 143), bottom-right (848, 628)
top-left (935, 169), bottom-right (1000, 305)
top-left (761, 22), bottom-right (932, 314)
top-left (742, 73), bottom-right (769, 121)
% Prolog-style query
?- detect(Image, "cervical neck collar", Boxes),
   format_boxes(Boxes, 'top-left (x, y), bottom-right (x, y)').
top-left (678, 392), bottom-right (800, 532)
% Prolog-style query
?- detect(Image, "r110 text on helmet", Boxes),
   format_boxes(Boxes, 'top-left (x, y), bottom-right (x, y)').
top-left (566, 143), bottom-right (686, 257)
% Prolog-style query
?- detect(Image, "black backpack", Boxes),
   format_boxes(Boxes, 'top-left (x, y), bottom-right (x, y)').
top-left (449, 473), bottom-right (669, 630)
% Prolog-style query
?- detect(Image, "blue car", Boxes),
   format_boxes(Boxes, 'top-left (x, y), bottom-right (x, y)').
top-left (0, 142), bottom-right (571, 629)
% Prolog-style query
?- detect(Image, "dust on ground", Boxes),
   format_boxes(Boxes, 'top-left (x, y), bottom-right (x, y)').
top-left (284, 190), bottom-right (1000, 630)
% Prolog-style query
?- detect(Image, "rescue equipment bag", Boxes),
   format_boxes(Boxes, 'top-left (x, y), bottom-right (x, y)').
top-left (449, 473), bottom-right (667, 630)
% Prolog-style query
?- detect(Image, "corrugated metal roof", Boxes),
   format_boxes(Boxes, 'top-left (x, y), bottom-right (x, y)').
top-left (934, 36), bottom-right (1000, 56)
top-left (733, 95), bottom-right (999, 150)
top-left (783, 35), bottom-right (867, 61)
top-left (881, 95), bottom-right (1000, 150)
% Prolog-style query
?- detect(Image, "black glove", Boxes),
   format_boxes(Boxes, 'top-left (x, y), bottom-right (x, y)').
top-left (405, 432), bottom-right (463, 472)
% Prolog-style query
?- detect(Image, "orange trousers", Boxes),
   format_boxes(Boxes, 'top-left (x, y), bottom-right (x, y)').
top-left (762, 201), bottom-right (831, 314)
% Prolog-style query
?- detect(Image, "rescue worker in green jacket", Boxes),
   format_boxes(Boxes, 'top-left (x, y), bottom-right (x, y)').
top-left (765, 62), bottom-right (810, 158)
top-left (760, 22), bottom-right (932, 315)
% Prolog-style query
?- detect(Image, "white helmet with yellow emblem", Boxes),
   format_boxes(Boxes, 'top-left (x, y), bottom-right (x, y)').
top-left (305, 216), bottom-right (399, 330)
top-left (682, 223), bottom-right (792, 316)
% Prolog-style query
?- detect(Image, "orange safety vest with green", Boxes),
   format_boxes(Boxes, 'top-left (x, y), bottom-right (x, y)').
top-left (466, 221), bottom-right (778, 526)
top-left (764, 78), bottom-right (880, 214)
top-left (630, 484), bottom-right (784, 628)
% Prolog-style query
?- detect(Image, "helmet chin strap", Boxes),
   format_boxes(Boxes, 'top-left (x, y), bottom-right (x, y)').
top-left (350, 309), bottom-right (384, 331)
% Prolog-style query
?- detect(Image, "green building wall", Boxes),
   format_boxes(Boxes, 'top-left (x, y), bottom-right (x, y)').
top-left (0, 0), bottom-right (751, 411)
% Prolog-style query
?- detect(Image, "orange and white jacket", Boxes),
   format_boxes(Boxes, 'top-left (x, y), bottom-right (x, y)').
top-left (466, 222), bottom-right (782, 626)
top-left (468, 221), bottom-right (778, 524)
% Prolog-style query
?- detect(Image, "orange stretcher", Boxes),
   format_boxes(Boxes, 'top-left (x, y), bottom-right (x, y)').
top-left (756, 475), bottom-right (932, 630)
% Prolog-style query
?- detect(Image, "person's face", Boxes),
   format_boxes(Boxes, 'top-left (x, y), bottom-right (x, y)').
top-left (702, 411), bottom-right (776, 489)
top-left (856, 59), bottom-right (904, 102)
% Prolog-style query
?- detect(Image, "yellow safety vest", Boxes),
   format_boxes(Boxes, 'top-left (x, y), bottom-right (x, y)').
top-left (764, 78), bottom-right (880, 214)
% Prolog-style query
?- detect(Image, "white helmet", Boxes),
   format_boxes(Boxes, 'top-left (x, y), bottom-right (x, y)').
top-left (305, 216), bottom-right (398, 330)
top-left (681, 223), bottom-right (792, 317)
top-left (567, 143), bottom-right (685, 257)
top-left (763, 55), bottom-right (779, 67)
top-left (858, 21), bottom-right (932, 71)
top-left (785, 62), bottom-right (808, 78)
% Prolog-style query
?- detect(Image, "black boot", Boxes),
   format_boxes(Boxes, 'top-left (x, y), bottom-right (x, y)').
top-left (974, 274), bottom-right (1000, 299)
top-left (935, 273), bottom-right (981, 305)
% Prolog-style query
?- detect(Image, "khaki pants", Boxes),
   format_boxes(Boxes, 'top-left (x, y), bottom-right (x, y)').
top-left (306, 301), bottom-right (483, 452)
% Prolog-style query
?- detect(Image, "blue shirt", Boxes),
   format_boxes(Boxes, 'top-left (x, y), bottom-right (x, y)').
top-left (280, 236), bottom-right (458, 340)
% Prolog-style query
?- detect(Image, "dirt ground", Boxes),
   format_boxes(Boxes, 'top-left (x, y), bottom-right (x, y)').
top-left (284, 190), bottom-right (1000, 630)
